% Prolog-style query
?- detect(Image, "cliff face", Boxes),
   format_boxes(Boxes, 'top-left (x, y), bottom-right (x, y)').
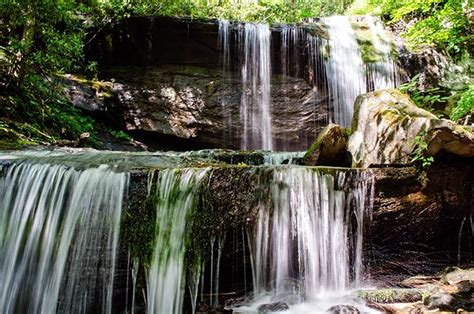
top-left (85, 17), bottom-right (330, 151)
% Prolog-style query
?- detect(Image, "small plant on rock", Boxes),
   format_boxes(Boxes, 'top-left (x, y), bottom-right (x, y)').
top-left (411, 130), bottom-right (434, 169)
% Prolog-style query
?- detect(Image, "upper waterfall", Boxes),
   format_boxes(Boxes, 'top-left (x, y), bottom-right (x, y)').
top-left (239, 23), bottom-right (274, 150)
top-left (323, 16), bottom-right (367, 127)
top-left (216, 16), bottom-right (399, 147)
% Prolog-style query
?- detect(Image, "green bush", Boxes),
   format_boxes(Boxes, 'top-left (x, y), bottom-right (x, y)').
top-left (347, 0), bottom-right (471, 57)
top-left (450, 85), bottom-right (474, 122)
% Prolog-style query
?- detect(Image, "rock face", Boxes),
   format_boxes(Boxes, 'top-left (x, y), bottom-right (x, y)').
top-left (368, 161), bottom-right (473, 283)
top-left (303, 123), bottom-right (349, 167)
top-left (348, 89), bottom-right (474, 167)
top-left (101, 65), bottom-right (325, 150)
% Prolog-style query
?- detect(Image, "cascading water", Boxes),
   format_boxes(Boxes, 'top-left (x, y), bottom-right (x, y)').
top-left (239, 23), bottom-right (273, 150)
top-left (0, 161), bottom-right (128, 314)
top-left (365, 16), bottom-right (399, 91)
top-left (263, 151), bottom-right (305, 165)
top-left (280, 26), bottom-right (303, 79)
top-left (316, 16), bottom-right (398, 127)
top-left (147, 168), bottom-right (209, 314)
top-left (323, 16), bottom-right (367, 128)
top-left (247, 167), bottom-right (373, 311)
top-left (219, 20), bottom-right (233, 143)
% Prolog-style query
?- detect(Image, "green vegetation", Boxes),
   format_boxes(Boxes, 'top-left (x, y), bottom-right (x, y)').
top-left (348, 0), bottom-right (472, 57)
top-left (349, 0), bottom-right (473, 122)
top-left (450, 85), bottom-right (474, 122)
top-left (411, 130), bottom-right (435, 169)
top-left (1, 1), bottom-right (97, 148)
top-left (1, 0), bottom-right (470, 149)
top-left (102, 0), bottom-right (355, 24)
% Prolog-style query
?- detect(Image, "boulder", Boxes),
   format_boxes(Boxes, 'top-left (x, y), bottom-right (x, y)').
top-left (441, 267), bottom-right (474, 292)
top-left (62, 74), bottom-right (110, 112)
top-left (424, 292), bottom-right (461, 311)
top-left (326, 305), bottom-right (360, 314)
top-left (303, 124), bottom-right (349, 167)
top-left (97, 65), bottom-right (325, 151)
top-left (348, 89), bottom-right (474, 168)
top-left (257, 301), bottom-right (289, 313)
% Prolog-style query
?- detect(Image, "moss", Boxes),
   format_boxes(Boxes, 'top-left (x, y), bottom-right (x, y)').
top-left (121, 173), bottom-right (158, 264)
top-left (354, 288), bottom-right (423, 303)
top-left (65, 74), bottom-right (114, 98)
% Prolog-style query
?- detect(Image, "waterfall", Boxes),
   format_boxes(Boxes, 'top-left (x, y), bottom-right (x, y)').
top-left (263, 151), bottom-right (305, 165)
top-left (365, 16), bottom-right (399, 91)
top-left (219, 20), bottom-right (232, 143)
top-left (0, 161), bottom-right (128, 314)
top-left (280, 26), bottom-right (303, 78)
top-left (250, 168), bottom-right (373, 305)
top-left (323, 16), bottom-right (367, 128)
top-left (240, 23), bottom-right (273, 150)
top-left (318, 16), bottom-right (398, 127)
top-left (147, 168), bottom-right (209, 314)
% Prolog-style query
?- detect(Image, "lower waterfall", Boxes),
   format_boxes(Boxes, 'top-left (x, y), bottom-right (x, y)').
top-left (245, 167), bottom-right (373, 311)
top-left (147, 168), bottom-right (209, 314)
top-left (0, 161), bottom-right (128, 314)
top-left (0, 151), bottom-right (375, 313)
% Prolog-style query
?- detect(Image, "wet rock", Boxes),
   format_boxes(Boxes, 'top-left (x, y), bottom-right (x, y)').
top-left (326, 304), bottom-right (360, 313)
top-left (303, 123), bottom-right (349, 167)
top-left (257, 301), bottom-right (289, 313)
top-left (354, 288), bottom-right (422, 303)
top-left (99, 65), bottom-right (325, 151)
top-left (441, 267), bottom-right (474, 288)
top-left (401, 275), bottom-right (440, 288)
top-left (348, 89), bottom-right (474, 167)
top-left (62, 74), bottom-right (110, 112)
top-left (423, 292), bottom-right (461, 311)
top-left (365, 301), bottom-right (397, 313)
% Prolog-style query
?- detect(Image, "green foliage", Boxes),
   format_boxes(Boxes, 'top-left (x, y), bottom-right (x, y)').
top-left (400, 74), bottom-right (473, 121)
top-left (110, 130), bottom-right (133, 142)
top-left (450, 85), bottom-right (474, 122)
top-left (399, 74), bottom-right (450, 117)
top-left (93, 0), bottom-right (355, 24)
top-left (411, 130), bottom-right (434, 169)
top-left (347, 0), bottom-right (471, 57)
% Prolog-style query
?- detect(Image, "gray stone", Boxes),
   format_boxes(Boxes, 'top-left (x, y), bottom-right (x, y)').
top-left (424, 292), bottom-right (461, 311)
top-left (100, 65), bottom-right (325, 150)
top-left (348, 89), bottom-right (474, 167)
top-left (353, 288), bottom-right (422, 303)
top-left (257, 301), bottom-right (289, 313)
top-left (442, 267), bottom-right (474, 291)
top-left (62, 74), bottom-right (109, 112)
top-left (326, 304), bottom-right (360, 314)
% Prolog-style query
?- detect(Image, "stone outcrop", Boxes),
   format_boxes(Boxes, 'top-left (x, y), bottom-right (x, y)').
top-left (348, 89), bottom-right (474, 167)
top-left (367, 161), bottom-right (473, 284)
top-left (356, 268), bottom-right (474, 313)
top-left (303, 123), bottom-right (349, 167)
top-left (82, 65), bottom-right (325, 151)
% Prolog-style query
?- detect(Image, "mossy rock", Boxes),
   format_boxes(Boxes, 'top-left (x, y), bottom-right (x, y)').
top-left (0, 124), bottom-right (40, 150)
top-left (304, 123), bottom-right (350, 167)
top-left (354, 288), bottom-right (423, 303)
